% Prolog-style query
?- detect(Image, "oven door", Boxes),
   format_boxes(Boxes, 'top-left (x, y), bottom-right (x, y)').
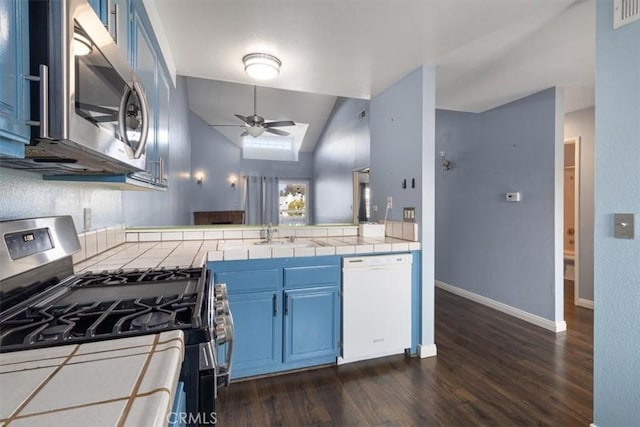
top-left (37, 0), bottom-right (149, 172)
top-left (198, 341), bottom-right (217, 422)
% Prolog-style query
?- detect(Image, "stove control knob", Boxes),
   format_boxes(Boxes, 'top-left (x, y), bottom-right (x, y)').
top-left (215, 316), bottom-right (228, 343)
top-left (214, 300), bottom-right (230, 315)
top-left (214, 283), bottom-right (228, 300)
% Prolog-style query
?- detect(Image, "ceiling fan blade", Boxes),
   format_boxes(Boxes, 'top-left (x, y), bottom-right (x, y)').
top-left (264, 128), bottom-right (290, 136)
top-left (240, 129), bottom-right (249, 137)
top-left (208, 124), bottom-right (245, 127)
top-left (264, 120), bottom-right (296, 128)
top-left (234, 114), bottom-right (252, 125)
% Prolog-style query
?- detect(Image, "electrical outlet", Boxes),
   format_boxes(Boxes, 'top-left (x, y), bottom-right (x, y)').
top-left (386, 196), bottom-right (392, 209)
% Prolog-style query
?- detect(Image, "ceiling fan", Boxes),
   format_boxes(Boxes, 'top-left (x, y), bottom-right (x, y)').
top-left (209, 86), bottom-right (296, 138)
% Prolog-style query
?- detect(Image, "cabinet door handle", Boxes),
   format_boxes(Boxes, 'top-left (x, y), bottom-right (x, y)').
top-left (25, 64), bottom-right (49, 139)
top-left (272, 294), bottom-right (277, 317)
top-left (284, 294), bottom-right (289, 316)
top-left (110, 2), bottom-right (119, 44)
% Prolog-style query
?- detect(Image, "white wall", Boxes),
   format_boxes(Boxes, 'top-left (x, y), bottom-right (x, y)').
top-left (564, 107), bottom-right (594, 302)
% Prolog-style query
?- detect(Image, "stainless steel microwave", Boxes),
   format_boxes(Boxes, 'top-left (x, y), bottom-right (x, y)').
top-left (3, 0), bottom-right (150, 175)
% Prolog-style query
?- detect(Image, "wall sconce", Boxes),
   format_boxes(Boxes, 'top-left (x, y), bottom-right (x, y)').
top-left (196, 174), bottom-right (204, 185)
top-left (228, 175), bottom-right (238, 188)
top-left (440, 151), bottom-right (451, 171)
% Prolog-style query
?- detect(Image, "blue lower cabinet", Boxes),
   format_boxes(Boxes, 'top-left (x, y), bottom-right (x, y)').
top-left (210, 256), bottom-right (340, 379)
top-left (227, 290), bottom-right (281, 373)
top-left (283, 286), bottom-right (339, 363)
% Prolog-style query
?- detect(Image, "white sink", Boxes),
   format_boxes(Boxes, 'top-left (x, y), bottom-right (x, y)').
top-left (217, 239), bottom-right (318, 251)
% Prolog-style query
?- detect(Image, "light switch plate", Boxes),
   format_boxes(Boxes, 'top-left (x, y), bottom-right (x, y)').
top-left (506, 192), bottom-right (521, 202)
top-left (403, 207), bottom-right (416, 222)
top-left (614, 213), bottom-right (634, 239)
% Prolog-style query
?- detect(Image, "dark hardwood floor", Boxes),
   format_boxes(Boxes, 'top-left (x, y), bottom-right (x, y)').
top-left (216, 282), bottom-right (593, 426)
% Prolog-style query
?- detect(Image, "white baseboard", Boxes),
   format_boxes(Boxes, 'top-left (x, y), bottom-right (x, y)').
top-left (577, 298), bottom-right (594, 310)
top-left (417, 343), bottom-right (437, 359)
top-left (435, 280), bottom-right (567, 333)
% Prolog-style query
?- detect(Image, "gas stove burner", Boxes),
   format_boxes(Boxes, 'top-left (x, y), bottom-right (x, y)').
top-left (39, 323), bottom-right (73, 342)
top-left (142, 268), bottom-right (194, 282)
top-left (71, 267), bottom-right (203, 288)
top-left (73, 271), bottom-right (129, 287)
top-left (130, 311), bottom-right (174, 331)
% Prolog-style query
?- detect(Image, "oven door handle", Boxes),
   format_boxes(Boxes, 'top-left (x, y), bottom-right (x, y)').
top-left (220, 311), bottom-right (234, 386)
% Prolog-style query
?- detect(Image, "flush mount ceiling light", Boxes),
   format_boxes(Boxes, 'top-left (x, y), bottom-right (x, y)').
top-left (242, 53), bottom-right (281, 80)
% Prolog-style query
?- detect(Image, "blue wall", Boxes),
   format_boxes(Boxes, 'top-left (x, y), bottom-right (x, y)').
top-left (189, 112), bottom-right (313, 218)
top-left (370, 65), bottom-right (437, 352)
top-left (124, 76), bottom-right (193, 226)
top-left (370, 68), bottom-right (424, 223)
top-left (594, 2), bottom-right (640, 425)
top-left (312, 97), bottom-right (370, 224)
top-left (435, 88), bottom-right (561, 322)
top-left (0, 77), bottom-right (193, 230)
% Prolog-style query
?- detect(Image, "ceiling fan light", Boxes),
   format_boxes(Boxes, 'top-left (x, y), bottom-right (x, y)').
top-left (243, 53), bottom-right (281, 80)
top-left (247, 126), bottom-right (265, 137)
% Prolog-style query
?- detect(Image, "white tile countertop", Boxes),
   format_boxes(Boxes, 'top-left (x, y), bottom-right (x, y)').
top-left (73, 236), bottom-right (421, 272)
top-left (0, 331), bottom-right (184, 427)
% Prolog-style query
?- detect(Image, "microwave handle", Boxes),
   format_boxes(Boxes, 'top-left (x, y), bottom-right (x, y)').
top-left (118, 81), bottom-right (149, 159)
top-left (25, 64), bottom-right (50, 139)
top-left (132, 81), bottom-right (150, 159)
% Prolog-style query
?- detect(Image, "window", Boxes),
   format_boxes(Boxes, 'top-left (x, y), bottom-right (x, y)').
top-left (279, 180), bottom-right (309, 226)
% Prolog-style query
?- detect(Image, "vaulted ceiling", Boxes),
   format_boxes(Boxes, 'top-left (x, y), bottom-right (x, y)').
top-left (154, 0), bottom-right (595, 150)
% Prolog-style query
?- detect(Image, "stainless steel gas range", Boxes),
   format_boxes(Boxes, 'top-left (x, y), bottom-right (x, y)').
top-left (0, 216), bottom-right (233, 426)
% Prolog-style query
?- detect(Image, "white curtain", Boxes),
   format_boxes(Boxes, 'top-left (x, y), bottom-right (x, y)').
top-left (244, 176), bottom-right (279, 225)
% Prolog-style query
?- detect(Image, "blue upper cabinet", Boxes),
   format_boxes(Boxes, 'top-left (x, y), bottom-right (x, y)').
top-left (131, 0), bottom-right (171, 186)
top-left (156, 66), bottom-right (170, 185)
top-left (86, 0), bottom-right (129, 63)
top-left (87, 0), bottom-right (106, 24)
top-left (109, 0), bottom-right (130, 62)
top-left (131, 6), bottom-right (157, 180)
top-left (0, 0), bottom-right (30, 158)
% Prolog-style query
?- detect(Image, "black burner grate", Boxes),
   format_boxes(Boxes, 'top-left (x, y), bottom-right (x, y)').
top-left (0, 293), bottom-right (198, 351)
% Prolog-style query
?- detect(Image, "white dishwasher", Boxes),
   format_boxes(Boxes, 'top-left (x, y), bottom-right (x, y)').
top-left (339, 253), bottom-right (413, 364)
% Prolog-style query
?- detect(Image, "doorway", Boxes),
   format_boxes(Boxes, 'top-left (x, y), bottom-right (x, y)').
top-left (352, 168), bottom-right (370, 224)
top-left (564, 137), bottom-right (580, 306)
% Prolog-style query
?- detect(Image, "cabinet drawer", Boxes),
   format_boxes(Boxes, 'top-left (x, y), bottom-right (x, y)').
top-left (284, 265), bottom-right (339, 289)
top-left (214, 268), bottom-right (281, 293)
